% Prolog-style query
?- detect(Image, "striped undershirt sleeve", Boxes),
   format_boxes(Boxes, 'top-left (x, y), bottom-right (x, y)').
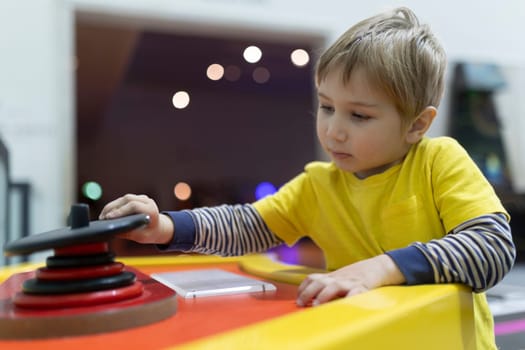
top-left (411, 213), bottom-right (515, 292)
top-left (162, 204), bottom-right (284, 256)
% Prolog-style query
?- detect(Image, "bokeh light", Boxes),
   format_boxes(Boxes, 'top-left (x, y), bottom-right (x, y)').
top-left (255, 181), bottom-right (277, 200)
top-left (206, 63), bottom-right (224, 81)
top-left (172, 91), bottom-right (190, 109)
top-left (174, 182), bottom-right (192, 201)
top-left (290, 49), bottom-right (310, 67)
top-left (252, 67), bottom-right (270, 84)
top-left (243, 45), bottom-right (262, 63)
top-left (82, 181), bottom-right (103, 201)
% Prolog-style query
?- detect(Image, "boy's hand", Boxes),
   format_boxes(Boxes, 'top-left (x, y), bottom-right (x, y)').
top-left (99, 194), bottom-right (174, 245)
top-left (296, 254), bottom-right (405, 306)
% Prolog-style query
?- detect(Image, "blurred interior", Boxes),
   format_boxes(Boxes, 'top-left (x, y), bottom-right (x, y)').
top-left (75, 18), bottom-right (322, 260)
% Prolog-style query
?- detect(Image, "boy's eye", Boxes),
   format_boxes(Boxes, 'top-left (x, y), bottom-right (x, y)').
top-left (319, 105), bottom-right (334, 113)
top-left (351, 113), bottom-right (370, 121)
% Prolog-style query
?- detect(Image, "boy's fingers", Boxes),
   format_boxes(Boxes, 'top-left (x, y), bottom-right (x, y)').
top-left (296, 274), bottom-right (330, 306)
top-left (99, 196), bottom-right (131, 219)
top-left (99, 194), bottom-right (143, 219)
top-left (314, 283), bottom-right (347, 304)
top-left (108, 201), bottom-right (146, 219)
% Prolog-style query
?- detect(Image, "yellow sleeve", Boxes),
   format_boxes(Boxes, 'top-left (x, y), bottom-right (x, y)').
top-left (431, 137), bottom-right (509, 232)
top-left (252, 166), bottom-right (319, 246)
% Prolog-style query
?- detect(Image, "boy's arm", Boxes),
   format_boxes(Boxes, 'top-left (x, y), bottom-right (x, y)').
top-left (386, 213), bottom-right (516, 292)
top-left (298, 213), bottom-right (514, 306)
top-left (158, 204), bottom-right (284, 255)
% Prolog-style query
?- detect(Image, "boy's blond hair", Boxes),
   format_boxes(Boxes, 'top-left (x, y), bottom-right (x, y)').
top-left (316, 7), bottom-right (446, 124)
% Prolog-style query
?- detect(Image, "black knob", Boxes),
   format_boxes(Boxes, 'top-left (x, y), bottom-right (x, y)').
top-left (70, 203), bottom-right (90, 229)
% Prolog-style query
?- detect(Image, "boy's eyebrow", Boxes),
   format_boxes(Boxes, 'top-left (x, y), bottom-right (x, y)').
top-left (317, 92), bottom-right (380, 108)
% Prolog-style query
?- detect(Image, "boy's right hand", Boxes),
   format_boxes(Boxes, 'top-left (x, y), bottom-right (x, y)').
top-left (98, 194), bottom-right (174, 245)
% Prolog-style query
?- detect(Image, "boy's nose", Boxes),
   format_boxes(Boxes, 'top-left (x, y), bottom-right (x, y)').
top-left (326, 119), bottom-right (347, 142)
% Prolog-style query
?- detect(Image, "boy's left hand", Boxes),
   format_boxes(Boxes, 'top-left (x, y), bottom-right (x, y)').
top-left (296, 254), bottom-right (405, 307)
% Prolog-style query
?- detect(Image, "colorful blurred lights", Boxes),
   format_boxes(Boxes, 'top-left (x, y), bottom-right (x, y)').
top-left (252, 67), bottom-right (270, 84)
top-left (291, 49), bottom-right (309, 67)
top-left (82, 181), bottom-right (103, 201)
top-left (255, 182), bottom-right (277, 200)
top-left (174, 182), bottom-right (192, 201)
top-left (172, 91), bottom-right (190, 109)
top-left (243, 45), bottom-right (262, 63)
top-left (206, 63), bottom-right (224, 81)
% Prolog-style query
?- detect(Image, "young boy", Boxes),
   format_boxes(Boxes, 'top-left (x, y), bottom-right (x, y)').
top-left (99, 7), bottom-right (515, 349)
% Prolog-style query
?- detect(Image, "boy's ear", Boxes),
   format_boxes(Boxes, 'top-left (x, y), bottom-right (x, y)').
top-left (406, 106), bottom-right (437, 144)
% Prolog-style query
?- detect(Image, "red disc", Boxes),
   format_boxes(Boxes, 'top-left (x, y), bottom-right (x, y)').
top-left (54, 242), bottom-right (109, 256)
top-left (13, 281), bottom-right (144, 309)
top-left (35, 262), bottom-right (125, 281)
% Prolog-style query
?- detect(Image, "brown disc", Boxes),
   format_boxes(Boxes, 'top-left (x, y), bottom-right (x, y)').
top-left (0, 267), bottom-right (178, 339)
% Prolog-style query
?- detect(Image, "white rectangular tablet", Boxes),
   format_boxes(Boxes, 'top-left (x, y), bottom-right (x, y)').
top-left (151, 268), bottom-right (276, 298)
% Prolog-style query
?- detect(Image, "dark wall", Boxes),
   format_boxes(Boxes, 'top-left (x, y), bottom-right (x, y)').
top-left (76, 27), bottom-right (318, 218)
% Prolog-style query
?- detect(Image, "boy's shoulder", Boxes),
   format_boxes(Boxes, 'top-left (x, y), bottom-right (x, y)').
top-left (416, 136), bottom-right (465, 156)
top-left (411, 136), bottom-right (472, 170)
top-left (419, 136), bottom-right (460, 148)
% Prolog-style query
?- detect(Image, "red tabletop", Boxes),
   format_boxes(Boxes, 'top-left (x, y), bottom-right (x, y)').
top-left (0, 254), bottom-right (475, 350)
top-left (0, 258), bottom-right (301, 350)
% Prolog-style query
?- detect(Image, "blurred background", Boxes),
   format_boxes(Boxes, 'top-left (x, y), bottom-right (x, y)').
top-left (1, 0), bottom-right (525, 260)
top-left (2, 1), bottom-right (525, 348)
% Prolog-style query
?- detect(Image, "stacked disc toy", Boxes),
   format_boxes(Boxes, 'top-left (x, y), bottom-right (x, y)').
top-left (0, 203), bottom-right (178, 339)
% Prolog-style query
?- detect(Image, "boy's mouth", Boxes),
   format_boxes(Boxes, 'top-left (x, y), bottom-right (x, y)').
top-left (330, 150), bottom-right (351, 160)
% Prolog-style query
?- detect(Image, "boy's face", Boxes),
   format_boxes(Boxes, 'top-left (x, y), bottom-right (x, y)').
top-left (316, 66), bottom-right (413, 179)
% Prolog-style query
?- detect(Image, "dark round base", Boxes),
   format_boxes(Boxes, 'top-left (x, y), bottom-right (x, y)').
top-left (46, 252), bottom-right (115, 268)
top-left (0, 267), bottom-right (178, 339)
top-left (0, 206), bottom-right (177, 340)
top-left (22, 271), bottom-right (136, 294)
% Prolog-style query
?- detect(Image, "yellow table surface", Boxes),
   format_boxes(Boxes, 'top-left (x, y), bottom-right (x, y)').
top-left (0, 254), bottom-right (475, 349)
